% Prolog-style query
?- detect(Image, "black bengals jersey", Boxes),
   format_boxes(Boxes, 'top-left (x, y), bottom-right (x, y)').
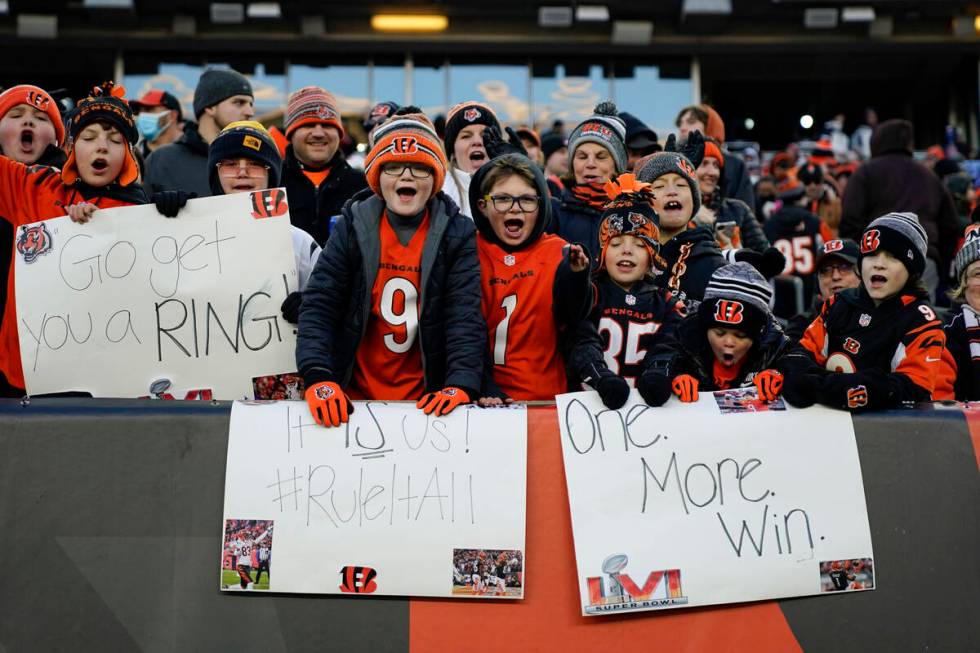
top-left (828, 569), bottom-right (851, 591)
top-left (799, 287), bottom-right (945, 402)
top-left (590, 276), bottom-right (685, 385)
top-left (764, 205), bottom-right (823, 305)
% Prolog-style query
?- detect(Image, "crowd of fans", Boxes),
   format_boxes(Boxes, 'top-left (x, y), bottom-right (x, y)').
top-left (0, 66), bottom-right (977, 416)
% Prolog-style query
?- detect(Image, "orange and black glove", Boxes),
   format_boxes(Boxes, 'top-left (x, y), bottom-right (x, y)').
top-left (671, 374), bottom-right (699, 403)
top-left (753, 369), bottom-right (784, 402)
top-left (417, 387), bottom-right (470, 417)
top-left (305, 381), bottom-right (353, 427)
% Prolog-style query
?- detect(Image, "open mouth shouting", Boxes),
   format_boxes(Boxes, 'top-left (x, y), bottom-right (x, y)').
top-left (90, 157), bottom-right (109, 175)
top-left (468, 148), bottom-right (486, 166)
top-left (19, 129), bottom-right (35, 154)
top-left (502, 216), bottom-right (525, 239)
top-left (720, 351), bottom-right (737, 366)
top-left (868, 273), bottom-right (888, 290)
top-left (663, 200), bottom-right (684, 212)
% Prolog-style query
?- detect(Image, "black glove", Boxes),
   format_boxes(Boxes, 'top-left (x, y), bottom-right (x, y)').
top-left (819, 371), bottom-right (893, 412)
top-left (781, 371), bottom-right (822, 408)
top-left (735, 246), bottom-right (786, 279)
top-left (637, 371), bottom-right (673, 407)
top-left (481, 125), bottom-right (528, 160)
top-left (663, 129), bottom-right (705, 168)
top-left (596, 374), bottom-right (631, 410)
top-left (280, 291), bottom-right (302, 324)
top-left (151, 190), bottom-right (195, 218)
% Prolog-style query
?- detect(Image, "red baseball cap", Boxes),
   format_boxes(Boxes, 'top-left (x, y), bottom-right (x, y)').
top-left (129, 90), bottom-right (183, 120)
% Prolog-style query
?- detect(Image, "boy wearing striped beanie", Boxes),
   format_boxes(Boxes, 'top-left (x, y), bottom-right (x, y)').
top-left (298, 109), bottom-right (485, 427)
top-left (638, 262), bottom-right (793, 406)
top-left (785, 212), bottom-right (946, 411)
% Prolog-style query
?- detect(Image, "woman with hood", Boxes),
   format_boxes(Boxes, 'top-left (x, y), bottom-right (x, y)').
top-left (694, 137), bottom-right (769, 253)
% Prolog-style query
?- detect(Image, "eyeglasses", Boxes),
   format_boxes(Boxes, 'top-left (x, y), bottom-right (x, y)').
top-left (381, 162), bottom-right (432, 179)
top-left (484, 194), bottom-right (541, 213)
top-left (216, 159), bottom-right (270, 176)
top-left (818, 262), bottom-right (854, 277)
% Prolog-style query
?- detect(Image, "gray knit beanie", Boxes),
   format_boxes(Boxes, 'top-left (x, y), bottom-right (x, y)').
top-left (637, 151), bottom-right (702, 217)
top-left (567, 101), bottom-right (628, 175)
top-left (193, 68), bottom-right (253, 118)
top-left (859, 212), bottom-right (928, 277)
top-left (699, 262), bottom-right (773, 337)
top-left (954, 228), bottom-right (980, 280)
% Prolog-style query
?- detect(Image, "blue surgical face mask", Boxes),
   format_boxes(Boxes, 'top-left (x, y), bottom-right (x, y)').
top-left (136, 111), bottom-right (171, 143)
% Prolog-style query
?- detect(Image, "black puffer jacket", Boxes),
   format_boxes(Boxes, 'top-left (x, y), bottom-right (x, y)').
top-left (296, 189), bottom-right (485, 396)
top-left (282, 147), bottom-right (368, 246)
top-left (550, 187), bottom-right (602, 266)
top-left (657, 226), bottom-right (727, 309)
top-left (644, 312), bottom-right (793, 390)
top-left (143, 122), bottom-right (211, 198)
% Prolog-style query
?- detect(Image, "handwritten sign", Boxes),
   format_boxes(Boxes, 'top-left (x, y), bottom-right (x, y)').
top-left (14, 190), bottom-right (297, 399)
top-left (557, 390), bottom-right (874, 616)
top-left (220, 401), bottom-right (527, 598)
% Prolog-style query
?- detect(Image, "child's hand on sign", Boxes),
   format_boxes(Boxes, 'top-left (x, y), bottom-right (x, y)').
top-left (67, 202), bottom-right (98, 223)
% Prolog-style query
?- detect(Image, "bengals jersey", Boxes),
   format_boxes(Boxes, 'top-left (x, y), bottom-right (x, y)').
top-left (591, 276), bottom-right (685, 386)
top-left (350, 211), bottom-right (429, 400)
top-left (478, 234), bottom-right (573, 400)
top-left (799, 287), bottom-right (945, 402)
top-left (763, 205), bottom-right (823, 305)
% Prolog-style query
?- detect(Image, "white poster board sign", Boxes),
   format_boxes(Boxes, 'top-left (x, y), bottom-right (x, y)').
top-left (14, 190), bottom-right (297, 399)
top-left (220, 401), bottom-right (527, 598)
top-left (557, 389), bottom-right (874, 616)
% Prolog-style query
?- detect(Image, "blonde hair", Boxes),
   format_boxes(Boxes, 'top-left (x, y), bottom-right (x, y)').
top-left (948, 270), bottom-right (969, 303)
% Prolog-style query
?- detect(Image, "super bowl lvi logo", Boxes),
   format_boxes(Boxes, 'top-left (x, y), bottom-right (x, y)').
top-left (585, 553), bottom-right (688, 614)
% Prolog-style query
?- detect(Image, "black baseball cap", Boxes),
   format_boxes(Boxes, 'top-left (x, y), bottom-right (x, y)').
top-left (815, 239), bottom-right (860, 270)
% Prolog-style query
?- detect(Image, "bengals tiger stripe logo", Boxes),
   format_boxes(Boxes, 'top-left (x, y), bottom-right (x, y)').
top-left (250, 189), bottom-right (288, 219)
top-left (846, 385), bottom-right (868, 409)
top-left (392, 136), bottom-right (419, 155)
top-left (713, 299), bottom-right (744, 325)
top-left (16, 223), bottom-right (53, 264)
top-left (860, 230), bottom-right (880, 254)
top-left (339, 566), bottom-right (378, 593)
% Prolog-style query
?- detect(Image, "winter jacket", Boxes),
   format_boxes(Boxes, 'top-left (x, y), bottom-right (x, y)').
top-left (934, 303), bottom-right (980, 401)
top-left (840, 121), bottom-right (959, 270)
top-left (296, 189), bottom-right (485, 397)
top-left (0, 157), bottom-right (148, 390)
top-left (551, 186), bottom-right (603, 267)
top-left (143, 122), bottom-right (211, 198)
top-left (643, 312), bottom-right (793, 390)
top-left (656, 226), bottom-right (727, 309)
top-left (721, 153), bottom-right (756, 212)
top-left (0, 144), bottom-right (66, 337)
top-left (282, 147), bottom-right (368, 246)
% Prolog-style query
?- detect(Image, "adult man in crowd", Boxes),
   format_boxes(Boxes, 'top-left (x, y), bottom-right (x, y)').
top-left (130, 89), bottom-right (184, 158)
top-left (840, 119), bottom-right (960, 299)
top-left (144, 68), bottom-right (254, 197)
top-left (280, 86), bottom-right (367, 246)
top-left (675, 104), bottom-right (755, 209)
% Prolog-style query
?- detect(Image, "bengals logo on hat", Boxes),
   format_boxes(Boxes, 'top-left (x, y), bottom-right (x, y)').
top-left (713, 299), bottom-right (744, 325)
top-left (16, 223), bottom-right (53, 264)
top-left (392, 136), bottom-right (419, 155)
top-left (860, 230), bottom-right (880, 253)
top-left (463, 107), bottom-right (481, 122)
top-left (581, 123), bottom-right (613, 139)
top-left (964, 223), bottom-right (980, 242)
top-left (371, 104), bottom-right (392, 119)
top-left (824, 240), bottom-right (844, 253)
top-left (847, 385), bottom-right (868, 409)
top-left (26, 90), bottom-right (49, 111)
top-left (250, 189), bottom-right (288, 219)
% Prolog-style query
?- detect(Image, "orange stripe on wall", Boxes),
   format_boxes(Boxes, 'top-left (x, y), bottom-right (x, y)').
top-left (409, 406), bottom-right (803, 653)
top-left (963, 405), bottom-right (980, 472)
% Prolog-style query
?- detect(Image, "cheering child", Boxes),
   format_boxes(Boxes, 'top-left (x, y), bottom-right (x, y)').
top-left (783, 212), bottom-right (945, 411)
top-left (298, 110), bottom-right (485, 426)
top-left (470, 153), bottom-right (628, 408)
top-left (638, 262), bottom-right (791, 405)
top-left (589, 174), bottom-right (685, 387)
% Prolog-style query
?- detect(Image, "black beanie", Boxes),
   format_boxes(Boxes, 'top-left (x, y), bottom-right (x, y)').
top-left (193, 68), bottom-right (253, 118)
top-left (443, 101), bottom-right (500, 159)
top-left (207, 120), bottom-right (282, 195)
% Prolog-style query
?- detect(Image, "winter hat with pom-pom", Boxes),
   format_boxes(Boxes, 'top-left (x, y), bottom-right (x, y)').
top-left (567, 101), bottom-right (628, 174)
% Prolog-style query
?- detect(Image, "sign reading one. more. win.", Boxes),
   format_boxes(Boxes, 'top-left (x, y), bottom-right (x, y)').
top-left (221, 401), bottom-right (527, 598)
top-left (14, 190), bottom-right (298, 399)
top-left (557, 389), bottom-right (875, 616)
